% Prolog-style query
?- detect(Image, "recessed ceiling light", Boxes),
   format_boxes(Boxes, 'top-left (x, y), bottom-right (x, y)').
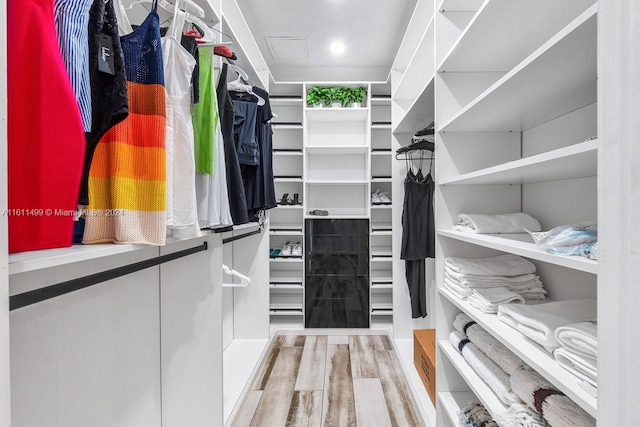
top-left (330, 41), bottom-right (346, 55)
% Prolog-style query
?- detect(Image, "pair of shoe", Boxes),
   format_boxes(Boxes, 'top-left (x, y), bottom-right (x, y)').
top-left (308, 209), bottom-right (328, 216)
top-left (371, 189), bottom-right (391, 205)
top-left (281, 241), bottom-right (302, 257)
top-left (278, 193), bottom-right (302, 205)
top-left (269, 248), bottom-right (281, 258)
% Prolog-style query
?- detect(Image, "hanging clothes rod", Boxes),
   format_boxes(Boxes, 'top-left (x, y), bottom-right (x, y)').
top-left (9, 242), bottom-right (209, 311)
top-left (222, 228), bottom-right (262, 244)
top-left (395, 152), bottom-right (435, 161)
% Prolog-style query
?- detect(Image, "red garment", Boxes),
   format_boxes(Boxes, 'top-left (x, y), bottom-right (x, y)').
top-left (8, 0), bottom-right (85, 253)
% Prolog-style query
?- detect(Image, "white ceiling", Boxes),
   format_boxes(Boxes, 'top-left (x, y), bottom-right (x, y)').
top-left (236, 0), bottom-right (419, 83)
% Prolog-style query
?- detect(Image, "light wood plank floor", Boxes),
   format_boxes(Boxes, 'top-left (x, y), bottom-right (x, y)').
top-left (231, 335), bottom-right (425, 427)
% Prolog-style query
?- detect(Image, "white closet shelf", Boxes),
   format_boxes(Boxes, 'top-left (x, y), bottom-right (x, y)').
top-left (371, 230), bottom-right (393, 236)
top-left (269, 258), bottom-right (303, 263)
top-left (393, 77), bottom-right (435, 135)
top-left (305, 146), bottom-right (368, 154)
top-left (371, 178), bottom-right (392, 183)
top-left (371, 97), bottom-right (392, 105)
top-left (273, 151), bottom-right (303, 156)
top-left (392, 0), bottom-right (434, 72)
top-left (269, 284), bottom-right (303, 290)
top-left (440, 6), bottom-right (596, 132)
top-left (270, 97), bottom-right (303, 106)
top-left (269, 230), bottom-right (303, 236)
top-left (274, 178), bottom-right (303, 183)
top-left (371, 224), bottom-right (393, 231)
top-left (372, 276), bottom-right (393, 284)
top-left (438, 230), bottom-right (598, 274)
top-left (269, 224), bottom-right (303, 232)
top-left (371, 205), bottom-right (393, 210)
top-left (305, 108), bottom-right (369, 122)
top-left (438, 0), bottom-right (484, 12)
top-left (371, 283), bottom-right (393, 290)
top-left (438, 392), bottom-right (477, 426)
top-left (275, 205), bottom-right (304, 210)
top-left (8, 243), bottom-right (151, 275)
top-left (439, 287), bottom-right (597, 416)
top-left (371, 124), bottom-right (392, 130)
top-left (371, 151), bottom-right (393, 157)
top-left (269, 276), bottom-right (303, 283)
top-left (305, 214), bottom-right (370, 220)
top-left (269, 303), bottom-right (303, 310)
top-left (440, 139), bottom-right (598, 186)
top-left (269, 310), bottom-right (303, 316)
top-left (438, 340), bottom-right (507, 418)
top-left (305, 180), bottom-right (369, 185)
top-left (271, 124), bottom-right (303, 130)
top-left (438, 0), bottom-right (595, 72)
top-left (393, 17), bottom-right (435, 101)
top-left (371, 256), bottom-right (393, 263)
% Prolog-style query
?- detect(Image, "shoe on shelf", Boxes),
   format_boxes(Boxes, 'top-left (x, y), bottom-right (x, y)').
top-left (291, 193), bottom-right (302, 205)
top-left (281, 241), bottom-right (293, 256)
top-left (270, 248), bottom-right (281, 258)
top-left (308, 209), bottom-right (329, 216)
top-left (371, 189), bottom-right (382, 204)
top-left (278, 193), bottom-right (290, 205)
top-left (378, 192), bottom-right (391, 205)
top-left (292, 242), bottom-right (303, 257)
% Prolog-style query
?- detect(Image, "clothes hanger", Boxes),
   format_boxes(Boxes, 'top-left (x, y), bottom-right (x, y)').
top-left (126, 0), bottom-right (204, 19)
top-left (226, 63), bottom-right (265, 106)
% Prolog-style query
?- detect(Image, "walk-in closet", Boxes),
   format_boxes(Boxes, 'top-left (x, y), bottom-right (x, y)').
top-left (0, 0), bottom-right (638, 426)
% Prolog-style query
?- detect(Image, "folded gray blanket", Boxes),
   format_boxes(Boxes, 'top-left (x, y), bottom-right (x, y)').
top-left (454, 313), bottom-right (529, 375)
top-left (458, 400), bottom-right (499, 427)
top-left (510, 368), bottom-right (595, 427)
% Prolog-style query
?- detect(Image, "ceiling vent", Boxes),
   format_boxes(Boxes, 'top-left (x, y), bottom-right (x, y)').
top-left (265, 37), bottom-right (310, 60)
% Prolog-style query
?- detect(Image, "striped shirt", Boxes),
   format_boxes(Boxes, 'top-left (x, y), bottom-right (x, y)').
top-left (54, 0), bottom-right (94, 132)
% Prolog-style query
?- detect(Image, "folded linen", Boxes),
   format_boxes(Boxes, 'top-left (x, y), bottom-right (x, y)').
top-left (450, 330), bottom-right (521, 405)
top-left (493, 403), bottom-right (549, 427)
top-left (453, 313), bottom-right (528, 375)
top-left (458, 400), bottom-right (499, 427)
top-left (497, 299), bottom-right (597, 353)
top-left (443, 275), bottom-right (546, 302)
top-left (554, 321), bottom-right (597, 360)
top-left (553, 347), bottom-right (597, 388)
top-left (452, 212), bottom-right (542, 234)
top-left (446, 268), bottom-right (541, 285)
top-left (445, 254), bottom-right (537, 277)
top-left (510, 368), bottom-right (595, 427)
top-left (467, 287), bottom-right (525, 313)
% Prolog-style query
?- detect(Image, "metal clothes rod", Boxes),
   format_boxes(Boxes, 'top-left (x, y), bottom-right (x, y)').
top-left (9, 242), bottom-right (209, 311)
top-left (222, 228), bottom-right (262, 244)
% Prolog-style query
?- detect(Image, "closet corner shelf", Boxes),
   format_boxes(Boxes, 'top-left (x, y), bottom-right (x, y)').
top-left (371, 283), bottom-right (393, 290)
top-left (440, 139), bottom-right (598, 186)
top-left (270, 97), bottom-right (303, 106)
top-left (371, 151), bottom-right (393, 156)
top-left (372, 277), bottom-right (393, 284)
top-left (437, 230), bottom-right (598, 274)
top-left (274, 178), bottom-right (303, 183)
top-left (273, 150), bottom-right (303, 156)
top-left (438, 0), bottom-right (484, 13)
top-left (438, 392), bottom-right (477, 426)
top-left (440, 6), bottom-right (597, 133)
top-left (271, 124), bottom-right (303, 130)
top-left (370, 97), bottom-right (392, 105)
top-left (269, 284), bottom-right (303, 290)
top-left (305, 108), bottom-right (369, 122)
top-left (371, 124), bottom-right (392, 130)
top-left (371, 230), bottom-right (393, 236)
top-left (371, 178), bottom-right (392, 183)
top-left (438, 339), bottom-right (507, 418)
top-left (438, 0), bottom-right (594, 73)
top-left (371, 205), bottom-right (393, 210)
top-left (305, 146), bottom-right (369, 155)
top-left (393, 16), bottom-right (435, 102)
top-left (8, 243), bottom-right (151, 276)
top-left (393, 77), bottom-right (435, 135)
top-left (439, 286), bottom-right (598, 416)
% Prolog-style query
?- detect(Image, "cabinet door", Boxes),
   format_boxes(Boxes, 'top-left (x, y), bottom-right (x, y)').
top-left (10, 248), bottom-right (162, 427)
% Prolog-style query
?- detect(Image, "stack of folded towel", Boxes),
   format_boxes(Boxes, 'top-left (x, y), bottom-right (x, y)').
top-left (511, 369), bottom-right (595, 426)
top-left (554, 320), bottom-right (598, 397)
top-left (444, 254), bottom-right (546, 309)
top-left (452, 212), bottom-right (541, 234)
top-left (497, 299), bottom-right (597, 353)
top-left (458, 400), bottom-right (498, 427)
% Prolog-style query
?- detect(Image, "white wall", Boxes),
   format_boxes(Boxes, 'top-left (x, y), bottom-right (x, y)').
top-left (0, 0), bottom-right (9, 423)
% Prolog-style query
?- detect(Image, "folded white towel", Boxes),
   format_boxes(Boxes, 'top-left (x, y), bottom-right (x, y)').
top-left (445, 254), bottom-right (537, 276)
top-left (446, 268), bottom-right (541, 284)
top-left (452, 212), bottom-right (542, 234)
top-left (467, 287), bottom-right (525, 313)
top-left (497, 299), bottom-right (597, 353)
top-left (553, 347), bottom-right (597, 388)
top-left (554, 321), bottom-right (597, 360)
top-left (510, 369), bottom-right (595, 427)
top-left (493, 403), bottom-right (549, 427)
top-left (453, 313), bottom-right (528, 375)
top-left (443, 279), bottom-right (472, 300)
top-left (449, 330), bottom-right (521, 406)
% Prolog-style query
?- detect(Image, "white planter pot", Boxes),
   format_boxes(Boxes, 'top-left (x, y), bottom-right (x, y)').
top-left (310, 103), bottom-right (323, 108)
top-left (330, 102), bottom-right (342, 108)
top-left (350, 102), bottom-right (362, 108)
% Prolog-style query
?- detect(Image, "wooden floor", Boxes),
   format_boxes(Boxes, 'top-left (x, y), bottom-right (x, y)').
top-left (230, 335), bottom-right (425, 427)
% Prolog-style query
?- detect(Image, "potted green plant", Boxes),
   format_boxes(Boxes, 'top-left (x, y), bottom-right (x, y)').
top-left (334, 87), bottom-right (350, 106)
top-left (318, 87), bottom-right (332, 107)
top-left (349, 87), bottom-right (367, 108)
top-left (306, 87), bottom-right (323, 107)
top-left (328, 87), bottom-right (342, 108)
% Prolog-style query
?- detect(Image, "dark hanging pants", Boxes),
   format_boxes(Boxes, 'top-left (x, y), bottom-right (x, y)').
top-left (405, 259), bottom-right (427, 318)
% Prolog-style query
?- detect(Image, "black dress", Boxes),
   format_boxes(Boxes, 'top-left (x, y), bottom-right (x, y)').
top-left (80, 0), bottom-right (128, 206)
top-left (217, 63), bottom-right (249, 225)
top-left (400, 170), bottom-right (435, 318)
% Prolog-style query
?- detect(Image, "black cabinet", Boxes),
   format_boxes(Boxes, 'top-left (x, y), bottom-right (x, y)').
top-left (305, 219), bottom-right (369, 328)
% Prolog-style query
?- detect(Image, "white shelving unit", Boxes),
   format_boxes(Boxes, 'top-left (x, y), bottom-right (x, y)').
top-left (269, 83), bottom-right (306, 330)
top-left (434, 1), bottom-right (599, 426)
